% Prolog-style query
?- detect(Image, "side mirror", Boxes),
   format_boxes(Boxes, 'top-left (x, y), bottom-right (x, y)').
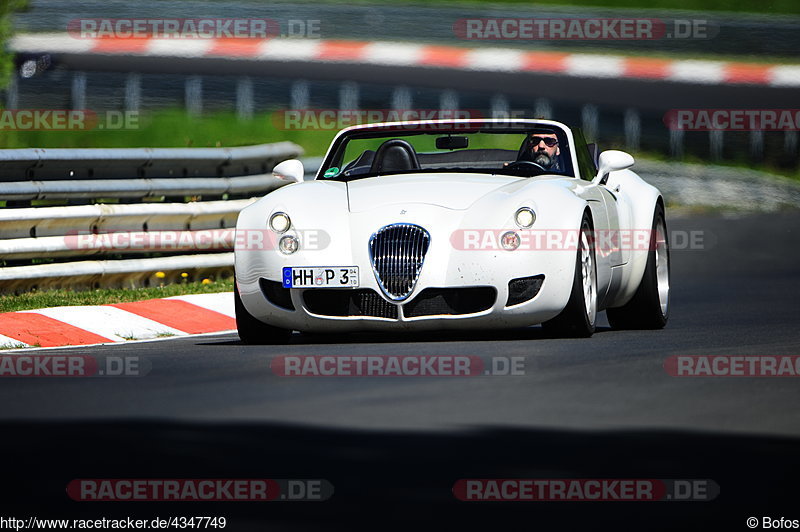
top-left (593, 150), bottom-right (634, 185)
top-left (272, 159), bottom-right (305, 183)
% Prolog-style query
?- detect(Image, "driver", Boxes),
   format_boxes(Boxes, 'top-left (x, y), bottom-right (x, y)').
top-left (521, 129), bottom-right (561, 171)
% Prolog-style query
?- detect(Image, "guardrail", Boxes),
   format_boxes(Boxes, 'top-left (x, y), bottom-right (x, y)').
top-left (0, 143), bottom-right (305, 294)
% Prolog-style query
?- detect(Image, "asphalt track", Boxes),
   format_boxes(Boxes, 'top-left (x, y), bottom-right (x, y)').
top-left (1, 211), bottom-right (799, 530)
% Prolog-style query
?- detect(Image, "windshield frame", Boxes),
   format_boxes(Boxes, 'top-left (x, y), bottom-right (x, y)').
top-left (315, 118), bottom-right (580, 181)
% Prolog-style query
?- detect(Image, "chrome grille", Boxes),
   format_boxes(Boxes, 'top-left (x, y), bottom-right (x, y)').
top-left (369, 224), bottom-right (430, 301)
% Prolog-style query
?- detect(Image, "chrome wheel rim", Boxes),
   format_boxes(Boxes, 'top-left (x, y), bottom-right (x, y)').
top-left (580, 223), bottom-right (597, 326)
top-left (655, 216), bottom-right (670, 317)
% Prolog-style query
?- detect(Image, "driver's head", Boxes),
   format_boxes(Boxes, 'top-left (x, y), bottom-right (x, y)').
top-left (526, 129), bottom-right (560, 168)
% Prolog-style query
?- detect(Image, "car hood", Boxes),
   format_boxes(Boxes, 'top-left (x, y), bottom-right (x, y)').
top-left (346, 173), bottom-right (522, 212)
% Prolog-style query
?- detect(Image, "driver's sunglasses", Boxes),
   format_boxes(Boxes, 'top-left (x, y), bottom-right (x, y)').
top-left (529, 136), bottom-right (559, 147)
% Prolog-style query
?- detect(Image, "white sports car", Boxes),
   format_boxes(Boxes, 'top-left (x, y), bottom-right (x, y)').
top-left (234, 118), bottom-right (669, 343)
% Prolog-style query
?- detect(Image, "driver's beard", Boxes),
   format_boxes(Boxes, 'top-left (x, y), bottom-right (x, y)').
top-left (533, 152), bottom-right (553, 167)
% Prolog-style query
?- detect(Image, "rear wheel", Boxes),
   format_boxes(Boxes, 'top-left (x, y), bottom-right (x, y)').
top-left (542, 212), bottom-right (597, 338)
top-left (607, 203), bottom-right (669, 330)
top-left (234, 283), bottom-right (292, 345)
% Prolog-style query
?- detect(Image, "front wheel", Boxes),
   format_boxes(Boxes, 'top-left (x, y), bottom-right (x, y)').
top-left (234, 283), bottom-right (292, 345)
top-left (607, 203), bottom-right (670, 330)
top-left (542, 211), bottom-right (597, 338)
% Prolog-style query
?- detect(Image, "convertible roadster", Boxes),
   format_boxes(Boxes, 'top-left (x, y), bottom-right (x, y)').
top-left (234, 118), bottom-right (669, 343)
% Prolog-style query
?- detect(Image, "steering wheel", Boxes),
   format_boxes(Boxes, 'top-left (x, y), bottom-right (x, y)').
top-left (505, 160), bottom-right (547, 173)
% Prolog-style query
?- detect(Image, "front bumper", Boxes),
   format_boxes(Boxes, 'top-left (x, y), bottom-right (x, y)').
top-left (237, 271), bottom-right (569, 333)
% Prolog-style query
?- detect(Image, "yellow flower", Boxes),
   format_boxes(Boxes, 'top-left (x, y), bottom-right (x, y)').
top-left (181, 272), bottom-right (189, 278)
top-left (201, 278), bottom-right (212, 285)
top-left (155, 271), bottom-right (166, 279)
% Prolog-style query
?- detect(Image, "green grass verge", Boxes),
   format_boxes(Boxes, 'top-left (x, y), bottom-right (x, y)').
top-left (0, 278), bottom-right (234, 314)
top-left (399, 0), bottom-right (800, 15)
top-left (0, 109), bottom-right (338, 155)
top-left (4, 108), bottom-right (798, 180)
top-left (216, 0), bottom-right (800, 16)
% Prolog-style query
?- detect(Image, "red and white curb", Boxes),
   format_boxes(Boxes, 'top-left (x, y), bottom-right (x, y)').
top-left (0, 292), bottom-right (236, 349)
top-left (12, 33), bottom-right (800, 87)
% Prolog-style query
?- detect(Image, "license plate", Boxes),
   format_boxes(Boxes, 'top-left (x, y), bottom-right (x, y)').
top-left (282, 267), bottom-right (359, 288)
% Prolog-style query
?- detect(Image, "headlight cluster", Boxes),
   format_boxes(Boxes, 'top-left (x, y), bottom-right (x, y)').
top-left (269, 212), bottom-right (291, 233)
top-left (515, 207), bottom-right (536, 228)
top-left (269, 212), bottom-right (298, 254)
top-left (501, 231), bottom-right (521, 251)
top-left (279, 235), bottom-right (299, 254)
top-left (502, 207), bottom-right (535, 251)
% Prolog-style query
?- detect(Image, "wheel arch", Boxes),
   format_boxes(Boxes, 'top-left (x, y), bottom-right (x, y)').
top-left (611, 182), bottom-right (665, 308)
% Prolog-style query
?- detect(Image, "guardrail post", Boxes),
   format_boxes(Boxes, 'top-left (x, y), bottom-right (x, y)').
top-left (709, 130), bottom-right (724, 161)
top-left (439, 90), bottom-right (458, 113)
top-left (581, 104), bottom-right (598, 141)
top-left (670, 129), bottom-right (684, 159)
top-left (490, 94), bottom-right (509, 119)
top-left (624, 108), bottom-right (640, 152)
top-left (290, 80), bottom-right (309, 109)
top-left (784, 131), bottom-right (797, 158)
top-left (185, 76), bottom-right (203, 116)
top-left (391, 86), bottom-right (412, 110)
top-left (4, 75), bottom-right (18, 109)
top-left (749, 130), bottom-right (764, 160)
top-left (534, 98), bottom-right (552, 119)
top-left (339, 81), bottom-right (359, 111)
top-left (125, 73), bottom-right (141, 112)
top-left (236, 77), bottom-right (254, 120)
top-left (71, 72), bottom-right (87, 110)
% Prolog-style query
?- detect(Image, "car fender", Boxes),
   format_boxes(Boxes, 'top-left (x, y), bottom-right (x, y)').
top-left (605, 168), bottom-right (664, 307)
top-left (462, 177), bottom-right (593, 317)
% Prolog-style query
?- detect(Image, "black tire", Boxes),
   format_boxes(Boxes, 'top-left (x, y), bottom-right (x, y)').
top-left (542, 211), bottom-right (597, 338)
top-left (607, 202), bottom-right (670, 330)
top-left (234, 283), bottom-right (292, 345)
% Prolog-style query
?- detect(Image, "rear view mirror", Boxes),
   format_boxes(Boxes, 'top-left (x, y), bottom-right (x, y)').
top-left (272, 159), bottom-right (304, 183)
top-left (592, 150), bottom-right (634, 185)
top-left (436, 136), bottom-right (469, 150)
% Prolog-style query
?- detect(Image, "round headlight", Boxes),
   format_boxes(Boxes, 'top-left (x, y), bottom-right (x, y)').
top-left (515, 207), bottom-right (536, 228)
top-left (279, 235), bottom-right (299, 254)
top-left (269, 212), bottom-right (291, 233)
top-left (500, 231), bottom-right (521, 251)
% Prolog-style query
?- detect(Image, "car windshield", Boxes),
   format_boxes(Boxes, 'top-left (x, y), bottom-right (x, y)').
top-left (318, 124), bottom-right (575, 180)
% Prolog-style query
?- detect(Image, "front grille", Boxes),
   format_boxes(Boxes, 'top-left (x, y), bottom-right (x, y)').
top-left (369, 224), bottom-right (430, 300)
top-left (303, 289), bottom-right (398, 319)
top-left (506, 275), bottom-right (545, 306)
top-left (403, 287), bottom-right (496, 318)
top-left (260, 278), bottom-right (295, 310)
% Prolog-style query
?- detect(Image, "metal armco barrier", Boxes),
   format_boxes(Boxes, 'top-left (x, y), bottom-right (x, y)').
top-left (0, 143), bottom-right (304, 294)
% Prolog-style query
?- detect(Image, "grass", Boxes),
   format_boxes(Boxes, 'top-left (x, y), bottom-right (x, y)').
top-left (3, 107), bottom-right (797, 180)
top-left (0, 278), bottom-right (234, 314)
top-left (203, 0), bottom-right (800, 16)
top-left (401, 0), bottom-right (800, 15)
top-left (630, 147), bottom-right (800, 182)
top-left (0, 109), bottom-right (337, 155)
